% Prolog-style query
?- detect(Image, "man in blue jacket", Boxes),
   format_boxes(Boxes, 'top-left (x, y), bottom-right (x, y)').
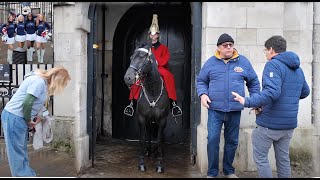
top-left (196, 33), bottom-right (260, 178)
top-left (232, 35), bottom-right (310, 178)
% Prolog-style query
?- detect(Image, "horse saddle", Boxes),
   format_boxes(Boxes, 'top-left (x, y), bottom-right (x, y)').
top-left (124, 101), bottom-right (134, 117)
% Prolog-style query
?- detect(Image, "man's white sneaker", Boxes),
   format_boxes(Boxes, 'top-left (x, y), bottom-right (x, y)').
top-left (226, 174), bottom-right (239, 178)
top-left (207, 175), bottom-right (216, 178)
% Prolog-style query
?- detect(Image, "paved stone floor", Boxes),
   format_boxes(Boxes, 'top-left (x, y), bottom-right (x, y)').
top-left (78, 139), bottom-right (313, 178)
top-left (79, 139), bottom-right (204, 178)
top-left (0, 138), bottom-right (314, 178)
top-left (0, 42), bottom-right (53, 64)
top-left (0, 139), bottom-right (77, 177)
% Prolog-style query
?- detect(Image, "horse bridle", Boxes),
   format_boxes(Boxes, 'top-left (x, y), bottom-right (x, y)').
top-left (129, 47), bottom-right (164, 107)
top-left (129, 48), bottom-right (153, 85)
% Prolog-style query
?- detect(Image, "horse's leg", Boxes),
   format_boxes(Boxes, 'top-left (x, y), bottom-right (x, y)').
top-left (145, 121), bottom-right (152, 158)
top-left (155, 117), bottom-right (167, 173)
top-left (138, 115), bottom-right (147, 172)
top-left (149, 120), bottom-right (158, 158)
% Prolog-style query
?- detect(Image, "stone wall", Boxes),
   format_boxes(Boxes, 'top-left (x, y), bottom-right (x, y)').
top-left (198, 2), bottom-right (314, 174)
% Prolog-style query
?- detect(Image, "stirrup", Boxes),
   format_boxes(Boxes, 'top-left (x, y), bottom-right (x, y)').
top-left (172, 102), bottom-right (182, 117)
top-left (124, 101), bottom-right (134, 117)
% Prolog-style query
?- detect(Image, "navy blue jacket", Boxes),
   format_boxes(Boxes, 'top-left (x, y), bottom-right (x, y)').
top-left (36, 21), bottom-right (50, 36)
top-left (25, 19), bottom-right (36, 34)
top-left (196, 50), bottom-right (260, 112)
top-left (0, 22), bottom-right (16, 38)
top-left (16, 22), bottom-right (26, 35)
top-left (244, 51), bottom-right (310, 130)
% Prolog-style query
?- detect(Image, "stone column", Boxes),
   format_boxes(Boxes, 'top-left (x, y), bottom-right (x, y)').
top-left (312, 2), bottom-right (320, 177)
top-left (53, 2), bottom-right (91, 172)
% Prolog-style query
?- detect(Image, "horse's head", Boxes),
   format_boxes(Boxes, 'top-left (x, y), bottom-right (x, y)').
top-left (124, 43), bottom-right (154, 88)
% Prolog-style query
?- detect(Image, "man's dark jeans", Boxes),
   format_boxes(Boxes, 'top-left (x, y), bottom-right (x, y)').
top-left (207, 109), bottom-right (241, 177)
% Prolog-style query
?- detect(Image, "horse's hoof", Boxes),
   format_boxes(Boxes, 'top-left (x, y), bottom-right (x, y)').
top-left (156, 166), bottom-right (164, 173)
top-left (138, 164), bottom-right (146, 172)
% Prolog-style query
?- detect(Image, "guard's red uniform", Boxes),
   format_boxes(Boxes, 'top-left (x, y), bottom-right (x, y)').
top-left (129, 42), bottom-right (177, 101)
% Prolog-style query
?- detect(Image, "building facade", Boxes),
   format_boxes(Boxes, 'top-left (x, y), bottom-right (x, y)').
top-left (51, 2), bottom-right (320, 176)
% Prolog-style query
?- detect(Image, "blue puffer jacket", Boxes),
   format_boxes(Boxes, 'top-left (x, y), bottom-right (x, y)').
top-left (196, 49), bottom-right (260, 112)
top-left (244, 51), bottom-right (310, 130)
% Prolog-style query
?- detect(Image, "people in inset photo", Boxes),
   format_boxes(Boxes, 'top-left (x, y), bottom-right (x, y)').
top-left (25, 12), bottom-right (37, 62)
top-left (15, 14), bottom-right (26, 49)
top-left (35, 13), bottom-right (51, 64)
top-left (1, 13), bottom-right (17, 64)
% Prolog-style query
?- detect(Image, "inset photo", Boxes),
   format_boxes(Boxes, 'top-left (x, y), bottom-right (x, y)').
top-left (0, 2), bottom-right (53, 65)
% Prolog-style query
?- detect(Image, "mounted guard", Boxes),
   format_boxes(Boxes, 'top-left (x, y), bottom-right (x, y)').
top-left (124, 14), bottom-right (182, 118)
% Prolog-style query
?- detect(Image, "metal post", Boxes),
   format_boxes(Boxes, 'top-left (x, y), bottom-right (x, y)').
top-left (190, 2), bottom-right (201, 165)
top-left (87, 3), bottom-right (97, 168)
top-left (100, 4), bottom-right (106, 137)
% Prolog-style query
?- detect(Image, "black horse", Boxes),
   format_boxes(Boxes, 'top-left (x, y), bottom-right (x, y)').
top-left (124, 43), bottom-right (170, 173)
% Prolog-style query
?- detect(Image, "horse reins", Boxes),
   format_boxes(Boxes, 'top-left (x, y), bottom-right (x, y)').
top-left (130, 47), bottom-right (164, 107)
top-left (141, 77), bottom-right (164, 107)
top-left (129, 48), bottom-right (151, 85)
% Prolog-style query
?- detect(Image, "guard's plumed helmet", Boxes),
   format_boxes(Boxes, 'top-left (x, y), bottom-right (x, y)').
top-left (148, 14), bottom-right (160, 35)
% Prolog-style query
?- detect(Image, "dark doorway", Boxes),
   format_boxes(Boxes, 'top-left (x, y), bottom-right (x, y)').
top-left (112, 3), bottom-right (191, 143)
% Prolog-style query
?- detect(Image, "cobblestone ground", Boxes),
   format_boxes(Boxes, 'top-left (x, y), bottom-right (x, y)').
top-left (78, 139), bottom-right (313, 178)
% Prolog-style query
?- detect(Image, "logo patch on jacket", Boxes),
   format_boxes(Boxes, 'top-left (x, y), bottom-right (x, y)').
top-left (270, 72), bottom-right (273, 77)
top-left (234, 66), bottom-right (244, 73)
